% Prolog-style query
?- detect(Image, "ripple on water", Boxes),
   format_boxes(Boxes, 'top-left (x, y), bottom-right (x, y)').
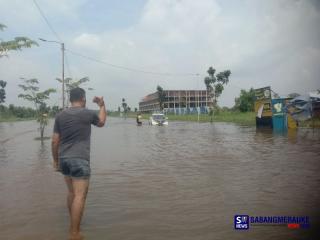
top-left (0, 118), bottom-right (320, 240)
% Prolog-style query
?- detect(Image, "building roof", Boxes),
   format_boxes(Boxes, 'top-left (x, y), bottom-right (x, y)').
top-left (140, 89), bottom-right (208, 102)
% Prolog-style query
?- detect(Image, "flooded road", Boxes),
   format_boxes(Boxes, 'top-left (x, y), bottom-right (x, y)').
top-left (1, 118), bottom-right (320, 240)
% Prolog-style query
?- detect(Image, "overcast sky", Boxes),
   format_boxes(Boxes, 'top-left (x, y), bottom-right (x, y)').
top-left (1, 0), bottom-right (319, 110)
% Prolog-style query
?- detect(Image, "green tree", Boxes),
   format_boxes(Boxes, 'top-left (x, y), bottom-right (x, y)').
top-left (157, 85), bottom-right (166, 111)
top-left (5, 104), bottom-right (36, 118)
top-left (63, 77), bottom-right (90, 90)
top-left (56, 77), bottom-right (91, 107)
top-left (0, 80), bottom-right (7, 117)
top-left (50, 105), bottom-right (60, 117)
top-left (204, 67), bottom-right (231, 121)
top-left (0, 23), bottom-right (38, 57)
top-left (234, 88), bottom-right (255, 112)
top-left (18, 78), bottom-right (56, 139)
top-left (0, 80), bottom-right (6, 104)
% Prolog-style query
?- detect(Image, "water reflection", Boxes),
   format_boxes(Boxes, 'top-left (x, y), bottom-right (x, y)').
top-left (0, 118), bottom-right (319, 240)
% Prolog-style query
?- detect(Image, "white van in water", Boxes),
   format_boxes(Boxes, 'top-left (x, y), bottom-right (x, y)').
top-left (149, 113), bottom-right (168, 126)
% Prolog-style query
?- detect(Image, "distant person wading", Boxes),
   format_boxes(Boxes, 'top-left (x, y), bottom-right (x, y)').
top-left (51, 88), bottom-right (106, 240)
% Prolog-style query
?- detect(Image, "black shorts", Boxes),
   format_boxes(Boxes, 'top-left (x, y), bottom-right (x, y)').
top-left (59, 158), bottom-right (91, 179)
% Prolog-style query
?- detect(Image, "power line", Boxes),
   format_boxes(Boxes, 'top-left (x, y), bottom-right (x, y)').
top-left (67, 48), bottom-right (246, 90)
top-left (33, 0), bottom-right (62, 42)
top-left (29, 0), bottom-right (297, 95)
top-left (32, 0), bottom-right (215, 79)
top-left (33, 0), bottom-right (74, 79)
top-left (66, 48), bottom-right (201, 77)
top-left (31, 0), bottom-right (244, 83)
top-left (229, 81), bottom-right (244, 90)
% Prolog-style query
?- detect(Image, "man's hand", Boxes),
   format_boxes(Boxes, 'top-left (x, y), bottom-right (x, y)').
top-left (93, 96), bottom-right (105, 107)
top-left (93, 96), bottom-right (107, 127)
top-left (53, 159), bottom-right (60, 172)
top-left (52, 133), bottom-right (60, 171)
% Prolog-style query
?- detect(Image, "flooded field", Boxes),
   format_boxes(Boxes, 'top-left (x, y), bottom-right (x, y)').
top-left (0, 118), bottom-right (320, 240)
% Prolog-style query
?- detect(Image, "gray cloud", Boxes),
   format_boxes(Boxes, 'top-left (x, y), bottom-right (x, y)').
top-left (1, 0), bottom-right (319, 109)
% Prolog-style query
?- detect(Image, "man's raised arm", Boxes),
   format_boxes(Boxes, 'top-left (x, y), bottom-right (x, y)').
top-left (93, 96), bottom-right (107, 127)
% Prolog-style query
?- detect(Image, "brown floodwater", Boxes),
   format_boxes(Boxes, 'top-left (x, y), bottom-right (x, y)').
top-left (0, 118), bottom-right (320, 240)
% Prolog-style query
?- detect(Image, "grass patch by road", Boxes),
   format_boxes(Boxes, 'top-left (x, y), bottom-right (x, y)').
top-left (167, 111), bottom-right (256, 125)
top-left (0, 115), bottom-right (35, 123)
top-left (109, 111), bottom-right (320, 128)
top-left (108, 111), bottom-right (256, 125)
top-left (2, 111), bottom-right (318, 128)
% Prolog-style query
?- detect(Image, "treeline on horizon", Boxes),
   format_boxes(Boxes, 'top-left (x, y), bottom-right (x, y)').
top-left (0, 104), bottom-right (60, 120)
top-left (0, 87), bottom-right (257, 121)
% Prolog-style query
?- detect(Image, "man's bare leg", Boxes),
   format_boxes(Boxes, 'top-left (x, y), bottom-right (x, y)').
top-left (69, 178), bottom-right (89, 239)
top-left (64, 176), bottom-right (74, 216)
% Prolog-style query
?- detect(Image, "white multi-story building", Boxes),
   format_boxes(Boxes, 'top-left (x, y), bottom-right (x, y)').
top-left (139, 90), bottom-right (212, 114)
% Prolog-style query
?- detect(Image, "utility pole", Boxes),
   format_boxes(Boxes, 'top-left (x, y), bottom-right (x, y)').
top-left (61, 42), bottom-right (65, 108)
top-left (39, 38), bottom-right (65, 108)
top-left (196, 77), bottom-right (200, 122)
top-left (198, 90), bottom-right (200, 122)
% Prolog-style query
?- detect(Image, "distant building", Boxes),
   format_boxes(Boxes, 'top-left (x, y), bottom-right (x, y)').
top-left (139, 90), bottom-right (212, 114)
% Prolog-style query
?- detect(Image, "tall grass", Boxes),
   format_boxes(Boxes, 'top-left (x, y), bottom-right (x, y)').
top-left (108, 111), bottom-right (256, 125)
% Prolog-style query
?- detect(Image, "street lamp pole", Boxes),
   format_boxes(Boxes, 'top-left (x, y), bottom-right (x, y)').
top-left (39, 38), bottom-right (65, 108)
top-left (196, 76), bottom-right (200, 123)
top-left (61, 42), bottom-right (65, 108)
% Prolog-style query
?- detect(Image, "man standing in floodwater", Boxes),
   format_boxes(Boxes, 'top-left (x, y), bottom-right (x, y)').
top-left (51, 87), bottom-right (106, 240)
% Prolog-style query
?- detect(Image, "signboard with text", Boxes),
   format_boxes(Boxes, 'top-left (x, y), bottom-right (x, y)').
top-left (254, 87), bottom-right (272, 118)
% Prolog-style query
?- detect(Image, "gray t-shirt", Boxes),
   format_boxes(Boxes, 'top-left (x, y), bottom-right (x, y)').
top-left (53, 107), bottom-right (99, 161)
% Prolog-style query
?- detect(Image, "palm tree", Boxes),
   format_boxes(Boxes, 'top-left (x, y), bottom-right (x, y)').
top-left (157, 85), bottom-right (166, 111)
